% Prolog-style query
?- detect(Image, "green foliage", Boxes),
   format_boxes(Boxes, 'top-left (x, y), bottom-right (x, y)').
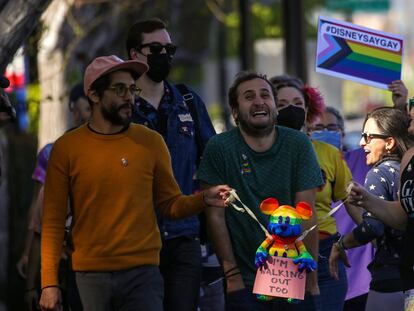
top-left (251, 2), bottom-right (282, 38)
top-left (224, 2), bottom-right (283, 57)
top-left (222, 0), bottom-right (325, 56)
top-left (170, 61), bottom-right (203, 86)
top-left (208, 102), bottom-right (225, 121)
top-left (27, 83), bottom-right (40, 135)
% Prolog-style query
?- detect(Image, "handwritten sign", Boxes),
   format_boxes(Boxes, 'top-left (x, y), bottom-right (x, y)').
top-left (405, 290), bottom-right (414, 311)
top-left (253, 257), bottom-right (306, 300)
top-left (316, 15), bottom-right (403, 89)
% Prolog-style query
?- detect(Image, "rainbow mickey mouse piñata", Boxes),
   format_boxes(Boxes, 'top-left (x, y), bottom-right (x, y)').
top-left (255, 198), bottom-right (317, 301)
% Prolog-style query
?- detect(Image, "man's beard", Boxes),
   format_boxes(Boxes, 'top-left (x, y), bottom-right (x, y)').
top-left (237, 110), bottom-right (277, 138)
top-left (101, 102), bottom-right (132, 127)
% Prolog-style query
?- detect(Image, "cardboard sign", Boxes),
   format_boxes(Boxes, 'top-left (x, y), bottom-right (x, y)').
top-left (405, 289), bottom-right (414, 311)
top-left (316, 15), bottom-right (403, 89)
top-left (253, 257), bottom-right (306, 300)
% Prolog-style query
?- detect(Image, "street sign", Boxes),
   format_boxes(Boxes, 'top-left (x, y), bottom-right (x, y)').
top-left (327, 0), bottom-right (390, 12)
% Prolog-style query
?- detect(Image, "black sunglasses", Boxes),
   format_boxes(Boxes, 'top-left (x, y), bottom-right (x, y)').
top-left (138, 42), bottom-right (177, 56)
top-left (361, 132), bottom-right (390, 144)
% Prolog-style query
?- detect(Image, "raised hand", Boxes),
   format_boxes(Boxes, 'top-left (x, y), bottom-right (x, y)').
top-left (388, 80), bottom-right (408, 108)
top-left (347, 181), bottom-right (375, 209)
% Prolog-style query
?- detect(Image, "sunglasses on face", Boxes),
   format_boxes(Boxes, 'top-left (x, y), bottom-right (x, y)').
top-left (107, 83), bottom-right (142, 97)
top-left (138, 42), bottom-right (177, 56)
top-left (361, 132), bottom-right (390, 144)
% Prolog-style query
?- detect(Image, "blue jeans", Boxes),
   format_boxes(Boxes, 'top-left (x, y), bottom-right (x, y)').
top-left (74, 265), bottom-right (163, 311)
top-left (293, 234), bottom-right (347, 311)
top-left (160, 236), bottom-right (202, 311)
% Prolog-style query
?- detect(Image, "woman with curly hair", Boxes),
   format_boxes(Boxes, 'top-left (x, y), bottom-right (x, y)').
top-left (270, 75), bottom-right (351, 311)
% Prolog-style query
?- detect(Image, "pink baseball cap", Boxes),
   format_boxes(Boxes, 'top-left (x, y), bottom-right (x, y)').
top-left (84, 55), bottom-right (148, 95)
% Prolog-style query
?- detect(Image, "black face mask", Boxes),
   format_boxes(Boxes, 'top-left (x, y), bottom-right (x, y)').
top-left (276, 106), bottom-right (305, 130)
top-left (146, 53), bottom-right (172, 83)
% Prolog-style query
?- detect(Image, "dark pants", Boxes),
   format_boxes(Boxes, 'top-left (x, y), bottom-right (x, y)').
top-left (160, 236), bottom-right (202, 311)
top-left (67, 269), bottom-right (82, 311)
top-left (343, 293), bottom-right (368, 311)
top-left (74, 265), bottom-right (163, 311)
top-left (293, 234), bottom-right (347, 311)
top-left (317, 235), bottom-right (347, 311)
top-left (199, 277), bottom-right (225, 311)
top-left (291, 293), bottom-right (321, 311)
top-left (226, 288), bottom-right (295, 311)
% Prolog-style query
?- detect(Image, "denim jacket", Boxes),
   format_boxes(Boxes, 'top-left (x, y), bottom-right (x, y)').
top-left (131, 81), bottom-right (216, 239)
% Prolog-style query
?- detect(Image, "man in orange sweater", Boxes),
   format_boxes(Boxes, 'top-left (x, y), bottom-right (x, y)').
top-left (39, 55), bottom-right (230, 311)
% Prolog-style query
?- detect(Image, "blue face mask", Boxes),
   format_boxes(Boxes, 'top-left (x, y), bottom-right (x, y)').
top-left (310, 130), bottom-right (342, 150)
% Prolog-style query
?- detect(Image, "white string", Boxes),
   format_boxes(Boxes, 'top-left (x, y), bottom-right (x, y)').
top-left (227, 190), bottom-right (272, 239)
top-left (227, 190), bottom-right (348, 242)
top-left (295, 200), bottom-right (346, 242)
top-left (296, 183), bottom-right (355, 242)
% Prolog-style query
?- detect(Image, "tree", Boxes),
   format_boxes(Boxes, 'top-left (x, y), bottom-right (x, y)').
top-left (1, 0), bottom-right (216, 146)
top-left (0, 0), bottom-right (52, 73)
top-left (37, 0), bottom-right (144, 147)
top-left (36, 0), bottom-right (216, 146)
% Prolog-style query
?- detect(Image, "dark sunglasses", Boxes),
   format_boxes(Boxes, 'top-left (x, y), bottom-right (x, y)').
top-left (138, 42), bottom-right (177, 56)
top-left (361, 132), bottom-right (390, 144)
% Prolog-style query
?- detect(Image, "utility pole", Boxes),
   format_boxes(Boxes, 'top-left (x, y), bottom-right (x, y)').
top-left (239, 0), bottom-right (252, 70)
top-left (282, 0), bottom-right (307, 82)
top-left (217, 19), bottom-right (232, 130)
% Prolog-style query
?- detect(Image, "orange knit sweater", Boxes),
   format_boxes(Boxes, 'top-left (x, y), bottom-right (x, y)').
top-left (41, 124), bottom-right (205, 288)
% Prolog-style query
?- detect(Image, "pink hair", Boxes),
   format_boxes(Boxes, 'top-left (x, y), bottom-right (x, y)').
top-left (303, 84), bottom-right (325, 124)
